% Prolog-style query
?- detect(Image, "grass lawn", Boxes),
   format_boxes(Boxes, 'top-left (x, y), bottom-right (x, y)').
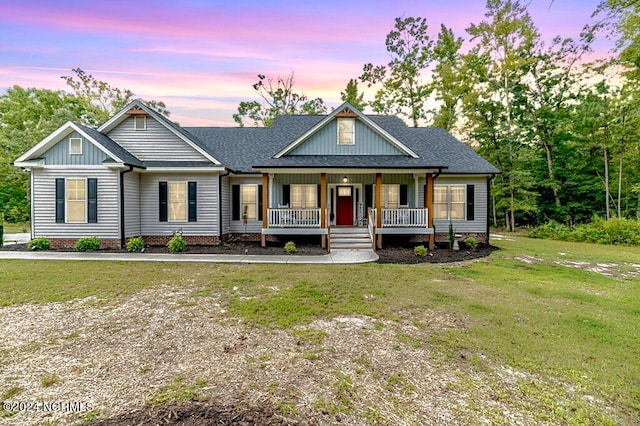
top-left (2, 221), bottom-right (29, 234)
top-left (0, 236), bottom-right (638, 424)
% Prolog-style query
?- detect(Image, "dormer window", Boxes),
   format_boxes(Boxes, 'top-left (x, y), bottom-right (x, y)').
top-left (134, 115), bottom-right (147, 131)
top-left (69, 137), bottom-right (82, 155)
top-left (337, 118), bottom-right (355, 145)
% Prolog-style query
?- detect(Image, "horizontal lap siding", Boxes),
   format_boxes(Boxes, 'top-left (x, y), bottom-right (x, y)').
top-left (221, 175), bottom-right (231, 235)
top-left (419, 176), bottom-right (488, 234)
top-left (107, 116), bottom-right (208, 161)
top-left (140, 173), bottom-right (219, 236)
top-left (32, 168), bottom-right (120, 239)
top-left (124, 172), bottom-right (141, 237)
top-left (229, 177), bottom-right (262, 234)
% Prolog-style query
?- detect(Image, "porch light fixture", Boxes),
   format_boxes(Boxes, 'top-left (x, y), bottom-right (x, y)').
top-left (342, 175), bottom-right (348, 183)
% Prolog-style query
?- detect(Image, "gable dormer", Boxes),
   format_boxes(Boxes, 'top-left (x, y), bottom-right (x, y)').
top-left (275, 103), bottom-right (418, 158)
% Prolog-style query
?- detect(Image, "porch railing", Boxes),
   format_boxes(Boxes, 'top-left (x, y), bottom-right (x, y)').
top-left (381, 208), bottom-right (429, 227)
top-left (267, 208), bottom-right (321, 227)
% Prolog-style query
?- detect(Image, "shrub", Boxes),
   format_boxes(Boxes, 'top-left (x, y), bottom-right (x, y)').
top-left (284, 241), bottom-right (297, 254)
top-left (527, 217), bottom-right (640, 246)
top-left (0, 214), bottom-right (3, 248)
top-left (464, 237), bottom-right (479, 249)
top-left (126, 236), bottom-right (145, 252)
top-left (413, 245), bottom-right (427, 257)
top-left (28, 237), bottom-right (51, 251)
top-left (448, 221), bottom-right (456, 249)
top-left (168, 231), bottom-right (186, 253)
top-left (75, 237), bottom-right (101, 252)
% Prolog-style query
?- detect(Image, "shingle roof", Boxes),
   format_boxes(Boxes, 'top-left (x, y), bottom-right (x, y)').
top-left (75, 123), bottom-right (145, 168)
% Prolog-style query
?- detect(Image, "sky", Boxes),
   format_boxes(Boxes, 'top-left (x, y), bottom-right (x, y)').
top-left (0, 0), bottom-right (612, 127)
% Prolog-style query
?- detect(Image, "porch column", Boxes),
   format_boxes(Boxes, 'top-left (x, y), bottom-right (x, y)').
top-left (261, 173), bottom-right (269, 247)
top-left (320, 172), bottom-right (327, 249)
top-left (425, 174), bottom-right (434, 250)
top-left (376, 172), bottom-right (382, 249)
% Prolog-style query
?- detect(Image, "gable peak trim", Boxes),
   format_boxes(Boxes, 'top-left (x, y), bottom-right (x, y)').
top-left (126, 105), bottom-right (148, 115)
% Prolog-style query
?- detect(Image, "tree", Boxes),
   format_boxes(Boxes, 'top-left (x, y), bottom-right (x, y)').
top-left (233, 73), bottom-right (326, 127)
top-left (340, 79), bottom-right (366, 110)
top-left (360, 17), bottom-right (434, 127)
top-left (62, 68), bottom-right (169, 127)
top-left (594, 0), bottom-right (640, 76)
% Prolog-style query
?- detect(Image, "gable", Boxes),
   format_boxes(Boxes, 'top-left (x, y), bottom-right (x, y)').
top-left (288, 118), bottom-right (406, 156)
top-left (42, 130), bottom-right (109, 165)
top-left (106, 114), bottom-right (209, 162)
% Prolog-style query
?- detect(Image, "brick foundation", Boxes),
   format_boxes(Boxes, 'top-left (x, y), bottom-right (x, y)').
top-left (49, 238), bottom-right (121, 250)
top-left (141, 235), bottom-right (220, 246)
top-left (434, 232), bottom-right (487, 243)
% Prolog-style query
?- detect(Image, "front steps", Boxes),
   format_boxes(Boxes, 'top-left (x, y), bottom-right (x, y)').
top-left (329, 227), bottom-right (372, 251)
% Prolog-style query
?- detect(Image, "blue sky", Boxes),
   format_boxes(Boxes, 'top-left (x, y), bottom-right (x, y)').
top-left (0, 0), bottom-right (611, 126)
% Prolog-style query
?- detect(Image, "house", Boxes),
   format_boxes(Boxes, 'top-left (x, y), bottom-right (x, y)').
top-left (14, 100), bottom-right (499, 251)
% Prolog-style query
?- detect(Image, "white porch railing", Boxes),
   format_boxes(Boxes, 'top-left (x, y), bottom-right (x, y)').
top-left (268, 208), bottom-right (321, 228)
top-left (380, 208), bottom-right (429, 227)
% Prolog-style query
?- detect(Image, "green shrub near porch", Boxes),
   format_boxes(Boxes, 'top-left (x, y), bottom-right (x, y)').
top-left (75, 237), bottom-right (101, 252)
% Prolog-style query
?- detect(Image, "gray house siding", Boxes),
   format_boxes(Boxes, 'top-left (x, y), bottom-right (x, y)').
top-left (31, 168), bottom-right (120, 239)
top-left (42, 131), bottom-right (108, 165)
top-left (289, 120), bottom-right (404, 156)
top-left (107, 116), bottom-right (209, 161)
top-left (221, 174), bottom-right (231, 235)
top-left (229, 176), bottom-right (263, 234)
top-left (124, 172), bottom-right (141, 237)
top-left (418, 176), bottom-right (488, 234)
top-left (139, 173), bottom-right (219, 236)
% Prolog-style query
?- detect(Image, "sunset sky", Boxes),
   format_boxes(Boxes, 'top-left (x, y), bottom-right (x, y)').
top-left (0, 0), bottom-right (612, 126)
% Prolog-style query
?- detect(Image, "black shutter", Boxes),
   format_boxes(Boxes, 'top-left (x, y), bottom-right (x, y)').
top-left (159, 182), bottom-right (168, 222)
top-left (467, 185), bottom-right (475, 220)
top-left (282, 184), bottom-right (290, 206)
top-left (232, 184), bottom-right (240, 220)
top-left (317, 185), bottom-right (321, 208)
top-left (87, 178), bottom-right (97, 223)
top-left (188, 181), bottom-right (197, 222)
top-left (55, 178), bottom-right (65, 223)
top-left (258, 184), bottom-right (263, 220)
top-left (365, 185), bottom-right (373, 210)
top-left (400, 184), bottom-right (408, 206)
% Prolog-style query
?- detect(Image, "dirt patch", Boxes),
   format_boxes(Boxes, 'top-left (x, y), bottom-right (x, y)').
top-left (376, 246), bottom-right (495, 263)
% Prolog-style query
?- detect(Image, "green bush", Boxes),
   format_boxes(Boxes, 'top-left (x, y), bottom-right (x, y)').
top-left (0, 214), bottom-right (4, 248)
top-left (413, 245), bottom-right (427, 257)
top-left (126, 236), bottom-right (145, 252)
top-left (448, 221), bottom-right (456, 249)
top-left (28, 237), bottom-right (51, 251)
top-left (528, 217), bottom-right (640, 246)
top-left (168, 232), bottom-right (186, 253)
top-left (284, 241), bottom-right (297, 254)
top-left (464, 237), bottom-right (479, 249)
top-left (75, 237), bottom-right (101, 252)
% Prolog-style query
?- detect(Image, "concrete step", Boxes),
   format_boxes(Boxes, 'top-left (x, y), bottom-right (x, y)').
top-left (330, 237), bottom-right (371, 244)
top-left (331, 242), bottom-right (373, 250)
top-left (329, 228), bottom-right (372, 251)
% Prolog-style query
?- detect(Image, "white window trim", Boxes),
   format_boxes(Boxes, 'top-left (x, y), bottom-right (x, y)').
top-left (434, 184), bottom-right (467, 220)
top-left (69, 137), bottom-right (83, 155)
top-left (134, 115), bottom-right (147, 131)
top-left (65, 177), bottom-right (87, 223)
top-left (337, 118), bottom-right (355, 145)
top-left (241, 184), bottom-right (259, 220)
top-left (168, 181), bottom-right (188, 223)
top-left (291, 184), bottom-right (317, 209)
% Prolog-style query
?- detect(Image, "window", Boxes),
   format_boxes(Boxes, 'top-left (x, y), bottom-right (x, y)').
top-left (69, 138), bottom-right (82, 155)
top-left (381, 184), bottom-right (399, 208)
top-left (337, 118), bottom-right (354, 145)
top-left (291, 184), bottom-right (317, 209)
top-left (134, 115), bottom-right (146, 131)
top-left (168, 182), bottom-right (187, 222)
top-left (66, 179), bottom-right (86, 222)
top-left (241, 185), bottom-right (257, 219)
top-left (433, 185), bottom-right (466, 220)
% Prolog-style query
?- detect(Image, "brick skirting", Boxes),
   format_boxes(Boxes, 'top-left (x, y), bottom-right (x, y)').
top-left (141, 235), bottom-right (220, 246)
top-left (49, 238), bottom-right (121, 250)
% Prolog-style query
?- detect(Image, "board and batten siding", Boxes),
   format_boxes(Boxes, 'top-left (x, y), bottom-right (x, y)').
top-left (42, 131), bottom-right (108, 165)
top-left (418, 176), bottom-right (488, 234)
top-left (229, 176), bottom-right (263, 234)
top-left (289, 120), bottom-right (404, 156)
top-left (124, 172), bottom-right (141, 237)
top-left (107, 116), bottom-right (208, 162)
top-left (139, 173), bottom-right (219, 236)
top-left (32, 168), bottom-right (120, 239)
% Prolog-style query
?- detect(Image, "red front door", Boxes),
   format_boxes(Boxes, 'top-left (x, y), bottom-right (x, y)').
top-left (336, 186), bottom-right (353, 226)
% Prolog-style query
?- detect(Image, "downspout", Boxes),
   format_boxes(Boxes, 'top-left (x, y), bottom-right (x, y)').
top-left (218, 168), bottom-right (231, 243)
top-left (120, 165), bottom-right (134, 248)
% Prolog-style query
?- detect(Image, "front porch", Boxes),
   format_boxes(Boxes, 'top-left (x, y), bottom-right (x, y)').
top-left (258, 171), bottom-right (437, 251)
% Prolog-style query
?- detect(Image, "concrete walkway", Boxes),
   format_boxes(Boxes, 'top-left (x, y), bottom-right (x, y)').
top-left (1, 232), bottom-right (378, 263)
